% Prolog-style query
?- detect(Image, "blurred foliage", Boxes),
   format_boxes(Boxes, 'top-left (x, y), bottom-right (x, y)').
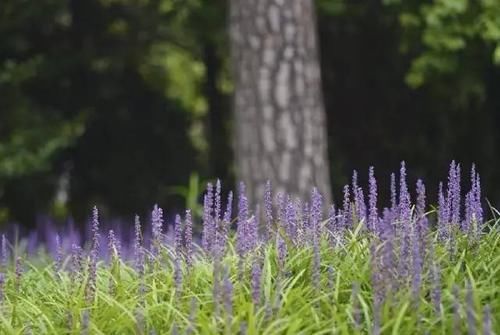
top-left (0, 0), bottom-right (228, 225)
top-left (168, 172), bottom-right (205, 220)
top-left (1, 0), bottom-right (499, 226)
top-left (384, 0), bottom-right (500, 88)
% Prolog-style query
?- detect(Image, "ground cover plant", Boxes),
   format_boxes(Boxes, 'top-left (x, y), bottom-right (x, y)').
top-left (0, 161), bottom-right (499, 334)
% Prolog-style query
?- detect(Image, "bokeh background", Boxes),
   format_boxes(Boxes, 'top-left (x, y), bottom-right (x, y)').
top-left (1, 0), bottom-right (500, 228)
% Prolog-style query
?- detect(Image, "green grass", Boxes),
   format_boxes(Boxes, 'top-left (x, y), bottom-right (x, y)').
top-left (0, 221), bottom-right (499, 334)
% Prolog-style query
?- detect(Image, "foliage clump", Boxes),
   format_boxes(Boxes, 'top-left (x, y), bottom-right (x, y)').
top-left (0, 162), bottom-right (498, 334)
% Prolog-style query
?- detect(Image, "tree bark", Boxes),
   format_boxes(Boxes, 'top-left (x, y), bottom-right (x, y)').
top-left (229, 0), bottom-right (332, 206)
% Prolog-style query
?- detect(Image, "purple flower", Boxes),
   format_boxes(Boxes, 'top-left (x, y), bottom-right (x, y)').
top-left (472, 170), bottom-right (483, 226)
top-left (368, 166), bottom-right (378, 233)
top-left (295, 198), bottom-right (305, 245)
top-left (327, 204), bottom-right (338, 243)
top-left (0, 272), bottom-right (4, 305)
top-left (302, 201), bottom-right (310, 237)
top-left (285, 197), bottom-right (298, 242)
top-left (276, 235), bottom-right (287, 272)
top-left (464, 191), bottom-right (473, 234)
top-left (411, 230), bottom-right (422, 305)
top-left (134, 215), bottom-right (144, 272)
top-left (86, 207), bottom-right (100, 307)
top-left (71, 243), bottom-right (83, 281)
top-left (86, 261), bottom-right (97, 303)
top-left (312, 235), bottom-right (321, 291)
top-left (215, 179), bottom-right (222, 223)
top-left (15, 256), bottom-right (23, 292)
top-left (370, 243), bottom-right (383, 335)
top-left (452, 162), bottom-right (462, 227)
top-left (310, 188), bottom-right (322, 290)
top-left (223, 266), bottom-right (233, 320)
top-left (327, 266), bottom-right (335, 292)
top-left (351, 282), bottom-right (361, 330)
top-left (466, 280), bottom-right (475, 335)
top-left (151, 204), bottom-right (164, 257)
top-left (264, 180), bottom-right (273, 241)
top-left (185, 209), bottom-right (193, 266)
top-left (310, 188), bottom-right (323, 235)
top-left (236, 182), bottom-right (249, 257)
top-left (223, 191), bottom-right (233, 224)
top-left (240, 322), bottom-right (248, 335)
top-left (81, 310), bottom-right (90, 335)
top-left (174, 214), bottom-right (183, 255)
top-left (467, 165), bottom-right (483, 237)
top-left (212, 256), bottom-right (222, 318)
top-left (398, 161), bottom-right (411, 225)
top-left (415, 179), bottom-right (427, 236)
top-left (202, 183), bottom-right (214, 252)
top-left (186, 297), bottom-right (197, 335)
top-left (55, 234), bottom-right (63, 274)
top-left (370, 242), bottom-right (384, 305)
top-left (356, 187), bottom-right (367, 226)
top-left (108, 229), bottom-right (121, 261)
top-left (219, 191), bottom-right (233, 255)
top-left (390, 172), bottom-right (397, 214)
top-left (172, 324), bottom-right (179, 335)
top-left (245, 215), bottom-right (258, 253)
top-left (430, 262), bottom-right (441, 316)
top-left (446, 161), bottom-right (461, 228)
top-left (342, 185), bottom-right (351, 229)
top-left (483, 305), bottom-right (492, 335)
top-left (1, 234), bottom-right (8, 268)
top-left (398, 162), bottom-right (411, 280)
top-left (276, 192), bottom-right (286, 231)
top-left (91, 206), bottom-right (100, 255)
top-left (174, 257), bottom-right (182, 296)
top-left (213, 180), bottom-right (222, 256)
top-left (251, 261), bottom-right (262, 305)
top-left (380, 209), bottom-right (395, 291)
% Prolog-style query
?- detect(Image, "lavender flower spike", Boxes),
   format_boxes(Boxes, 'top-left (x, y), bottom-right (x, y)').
top-left (174, 214), bottom-right (183, 255)
top-left (108, 229), bottom-right (120, 261)
top-left (483, 304), bottom-right (492, 335)
top-left (223, 266), bottom-right (233, 320)
top-left (151, 204), bottom-right (164, 257)
top-left (390, 172), bottom-right (397, 212)
top-left (416, 179), bottom-right (427, 236)
top-left (134, 215), bottom-right (143, 272)
top-left (236, 182), bottom-right (249, 257)
top-left (219, 191), bottom-right (233, 255)
top-left (368, 166), bottom-right (378, 233)
top-left (0, 272), bottom-right (4, 305)
top-left (342, 185), bottom-right (351, 229)
top-left (55, 234), bottom-right (63, 273)
top-left (466, 280), bottom-right (476, 335)
top-left (398, 161), bottom-right (411, 224)
top-left (91, 206), bottom-right (100, 256)
top-left (215, 179), bottom-right (222, 222)
top-left (185, 209), bottom-right (193, 266)
top-left (201, 183), bottom-right (214, 252)
top-left (251, 261), bottom-right (262, 305)
top-left (264, 180), bottom-right (273, 240)
top-left (1, 234), bottom-right (7, 268)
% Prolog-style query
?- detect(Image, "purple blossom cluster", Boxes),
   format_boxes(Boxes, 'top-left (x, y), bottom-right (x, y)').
top-left (0, 162), bottom-right (495, 333)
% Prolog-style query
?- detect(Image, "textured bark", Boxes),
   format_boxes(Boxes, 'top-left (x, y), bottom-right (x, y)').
top-left (229, 0), bottom-right (332, 206)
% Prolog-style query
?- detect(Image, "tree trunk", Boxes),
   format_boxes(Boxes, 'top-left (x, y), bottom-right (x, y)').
top-left (229, 0), bottom-right (332, 206)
